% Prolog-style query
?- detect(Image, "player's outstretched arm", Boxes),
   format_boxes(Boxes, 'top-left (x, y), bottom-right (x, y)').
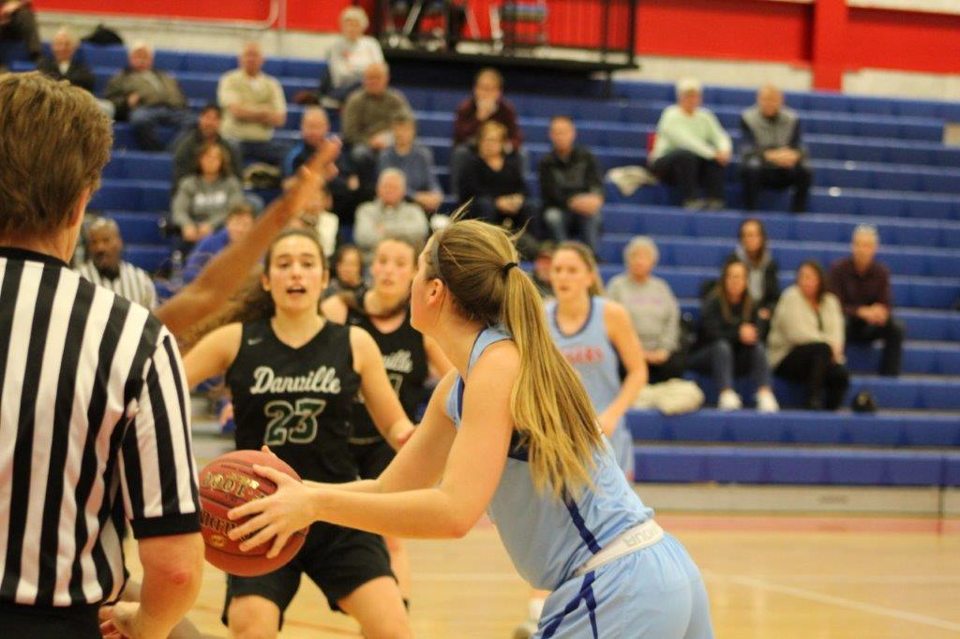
top-left (156, 138), bottom-right (341, 339)
top-left (227, 342), bottom-right (518, 552)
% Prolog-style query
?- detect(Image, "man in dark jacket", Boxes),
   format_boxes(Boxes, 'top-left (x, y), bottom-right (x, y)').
top-left (36, 27), bottom-right (95, 93)
top-left (830, 225), bottom-right (904, 376)
top-left (104, 40), bottom-right (191, 150)
top-left (170, 103), bottom-right (243, 188)
top-left (740, 85), bottom-right (812, 212)
top-left (539, 116), bottom-right (604, 251)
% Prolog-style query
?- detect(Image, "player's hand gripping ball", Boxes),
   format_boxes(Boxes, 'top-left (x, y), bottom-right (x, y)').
top-left (199, 450), bottom-right (308, 576)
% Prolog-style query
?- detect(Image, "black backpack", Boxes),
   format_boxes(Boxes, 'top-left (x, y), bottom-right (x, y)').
top-left (82, 24), bottom-right (124, 46)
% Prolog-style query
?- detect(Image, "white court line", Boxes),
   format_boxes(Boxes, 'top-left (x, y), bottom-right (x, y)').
top-left (773, 575), bottom-right (960, 585)
top-left (703, 571), bottom-right (960, 633)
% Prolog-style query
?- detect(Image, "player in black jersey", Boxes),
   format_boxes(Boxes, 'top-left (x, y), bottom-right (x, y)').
top-left (322, 236), bottom-right (453, 603)
top-left (183, 228), bottom-right (414, 638)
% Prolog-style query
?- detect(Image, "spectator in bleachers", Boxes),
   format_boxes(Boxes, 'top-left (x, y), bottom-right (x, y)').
top-left (606, 237), bottom-right (686, 383)
top-left (649, 77), bottom-right (731, 211)
top-left (326, 243), bottom-right (365, 298)
top-left (458, 121), bottom-right (534, 250)
top-left (451, 67), bottom-right (522, 197)
top-left (326, 6), bottom-right (384, 104)
top-left (37, 27), bottom-right (94, 93)
top-left (218, 42), bottom-right (288, 167)
top-left (378, 113), bottom-right (443, 214)
top-left (294, 184), bottom-right (339, 259)
top-left (740, 85), bottom-right (811, 213)
top-left (768, 260), bottom-right (849, 410)
top-left (539, 115), bottom-right (605, 253)
top-left (730, 218), bottom-right (780, 329)
top-left (532, 241), bottom-right (555, 299)
top-left (688, 259), bottom-right (779, 412)
top-left (171, 142), bottom-right (245, 244)
top-left (104, 41), bottom-right (190, 150)
top-left (181, 203), bottom-right (255, 284)
top-left (830, 225), bottom-right (904, 377)
top-left (354, 169), bottom-right (429, 262)
top-left (284, 106), bottom-right (366, 227)
top-left (171, 103), bottom-right (243, 187)
top-left (342, 62), bottom-right (411, 183)
top-left (0, 1), bottom-right (40, 66)
top-left (75, 217), bottom-right (157, 309)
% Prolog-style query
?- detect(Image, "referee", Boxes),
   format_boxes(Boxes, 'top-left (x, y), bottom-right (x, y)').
top-left (0, 72), bottom-right (204, 637)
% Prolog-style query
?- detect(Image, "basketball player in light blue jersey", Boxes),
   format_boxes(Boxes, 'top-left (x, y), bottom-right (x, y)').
top-left (546, 242), bottom-right (647, 479)
top-left (228, 218), bottom-right (714, 638)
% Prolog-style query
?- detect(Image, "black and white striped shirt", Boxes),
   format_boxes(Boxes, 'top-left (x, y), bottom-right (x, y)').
top-left (75, 260), bottom-right (158, 310)
top-left (0, 247), bottom-right (200, 608)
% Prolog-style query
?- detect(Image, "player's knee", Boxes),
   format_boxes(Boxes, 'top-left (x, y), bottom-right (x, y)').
top-left (228, 597), bottom-right (280, 639)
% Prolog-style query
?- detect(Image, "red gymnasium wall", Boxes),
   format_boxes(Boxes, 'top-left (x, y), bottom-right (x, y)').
top-left (34, 0), bottom-right (960, 90)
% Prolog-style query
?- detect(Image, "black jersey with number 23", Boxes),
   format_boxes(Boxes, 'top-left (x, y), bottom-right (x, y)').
top-left (226, 319), bottom-right (360, 484)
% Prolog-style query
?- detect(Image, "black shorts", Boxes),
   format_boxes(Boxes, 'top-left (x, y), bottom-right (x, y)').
top-left (222, 521), bottom-right (393, 629)
top-left (350, 439), bottom-right (396, 480)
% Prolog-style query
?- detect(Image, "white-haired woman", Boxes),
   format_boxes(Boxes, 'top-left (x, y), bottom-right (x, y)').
top-left (606, 237), bottom-right (686, 383)
top-left (648, 77), bottom-right (732, 211)
top-left (326, 6), bottom-right (385, 103)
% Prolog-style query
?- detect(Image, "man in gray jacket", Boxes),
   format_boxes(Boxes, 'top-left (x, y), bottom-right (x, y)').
top-left (739, 85), bottom-right (812, 212)
top-left (105, 41), bottom-right (191, 150)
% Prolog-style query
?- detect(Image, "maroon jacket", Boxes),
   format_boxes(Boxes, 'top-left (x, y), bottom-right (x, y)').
top-left (829, 256), bottom-right (892, 319)
top-left (453, 97), bottom-right (522, 150)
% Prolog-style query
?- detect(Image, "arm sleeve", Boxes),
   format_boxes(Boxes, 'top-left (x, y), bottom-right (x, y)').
top-left (778, 293), bottom-right (827, 345)
top-left (216, 74), bottom-right (236, 108)
top-left (585, 152), bottom-right (604, 194)
top-left (104, 74), bottom-right (129, 118)
top-left (421, 147), bottom-right (443, 193)
top-left (538, 156), bottom-right (563, 208)
top-left (75, 64), bottom-right (96, 93)
top-left (763, 261), bottom-right (781, 310)
top-left (272, 77), bottom-right (287, 116)
top-left (453, 101), bottom-right (477, 145)
top-left (353, 203), bottom-right (379, 252)
top-left (170, 179), bottom-right (194, 228)
top-left (740, 115), bottom-right (759, 160)
top-left (120, 330), bottom-right (201, 538)
top-left (458, 156), bottom-right (481, 201)
top-left (830, 264), bottom-right (858, 318)
top-left (506, 156), bottom-right (527, 196)
top-left (661, 282), bottom-right (681, 352)
top-left (700, 296), bottom-right (738, 344)
top-left (707, 111), bottom-right (733, 154)
top-left (824, 295), bottom-right (846, 351)
top-left (879, 267), bottom-right (893, 308)
top-left (502, 102), bottom-right (522, 149)
top-left (341, 95), bottom-right (361, 144)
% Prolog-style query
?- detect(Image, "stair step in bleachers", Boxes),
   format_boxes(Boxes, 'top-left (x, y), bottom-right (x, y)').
top-left (627, 409), bottom-right (960, 447)
top-left (598, 234), bottom-right (960, 278)
top-left (602, 205), bottom-right (960, 249)
top-left (591, 264), bottom-right (959, 309)
top-left (631, 445), bottom-right (960, 487)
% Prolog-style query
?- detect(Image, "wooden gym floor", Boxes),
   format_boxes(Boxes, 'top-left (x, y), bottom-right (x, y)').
top-left (124, 512), bottom-right (960, 638)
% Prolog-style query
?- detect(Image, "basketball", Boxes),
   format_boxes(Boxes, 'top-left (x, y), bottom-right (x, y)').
top-left (198, 450), bottom-right (308, 577)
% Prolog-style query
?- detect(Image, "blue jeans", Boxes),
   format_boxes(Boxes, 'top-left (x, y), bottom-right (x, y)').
top-left (130, 105), bottom-right (192, 151)
top-left (543, 206), bottom-right (602, 252)
top-left (688, 340), bottom-right (771, 392)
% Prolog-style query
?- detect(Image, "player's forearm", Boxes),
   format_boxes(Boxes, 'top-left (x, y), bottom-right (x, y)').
top-left (307, 478), bottom-right (382, 494)
top-left (610, 368), bottom-right (648, 421)
top-left (314, 486), bottom-right (474, 539)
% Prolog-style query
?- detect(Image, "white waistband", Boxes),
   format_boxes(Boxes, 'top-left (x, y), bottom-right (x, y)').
top-left (574, 519), bottom-right (664, 577)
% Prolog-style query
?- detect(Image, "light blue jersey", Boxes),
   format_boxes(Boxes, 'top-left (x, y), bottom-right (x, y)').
top-left (444, 327), bottom-right (653, 590)
top-left (545, 297), bottom-right (634, 477)
top-left (445, 327), bottom-right (714, 638)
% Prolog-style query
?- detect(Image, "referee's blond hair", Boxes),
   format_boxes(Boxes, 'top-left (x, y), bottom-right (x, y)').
top-left (0, 72), bottom-right (112, 239)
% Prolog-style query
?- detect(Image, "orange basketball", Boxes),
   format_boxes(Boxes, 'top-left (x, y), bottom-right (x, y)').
top-left (198, 450), bottom-right (308, 577)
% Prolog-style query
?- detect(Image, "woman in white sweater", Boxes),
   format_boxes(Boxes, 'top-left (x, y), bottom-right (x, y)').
top-left (767, 260), bottom-right (849, 410)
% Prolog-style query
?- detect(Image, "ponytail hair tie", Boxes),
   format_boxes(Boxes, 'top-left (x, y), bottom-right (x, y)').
top-left (502, 262), bottom-right (519, 277)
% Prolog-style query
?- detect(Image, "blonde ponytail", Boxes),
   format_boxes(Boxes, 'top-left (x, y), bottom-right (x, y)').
top-left (429, 218), bottom-right (604, 498)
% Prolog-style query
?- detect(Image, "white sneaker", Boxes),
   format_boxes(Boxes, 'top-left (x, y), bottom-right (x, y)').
top-left (756, 389), bottom-right (780, 413)
top-left (718, 389), bottom-right (743, 411)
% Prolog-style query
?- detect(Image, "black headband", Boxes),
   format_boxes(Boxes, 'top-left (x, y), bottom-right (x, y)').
top-left (502, 262), bottom-right (518, 277)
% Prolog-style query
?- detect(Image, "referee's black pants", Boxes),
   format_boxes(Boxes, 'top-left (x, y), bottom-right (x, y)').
top-left (0, 601), bottom-right (99, 637)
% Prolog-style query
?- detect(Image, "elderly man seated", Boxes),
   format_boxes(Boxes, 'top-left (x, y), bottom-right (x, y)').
top-left (649, 77), bottom-right (731, 211)
top-left (740, 84), bottom-right (812, 212)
